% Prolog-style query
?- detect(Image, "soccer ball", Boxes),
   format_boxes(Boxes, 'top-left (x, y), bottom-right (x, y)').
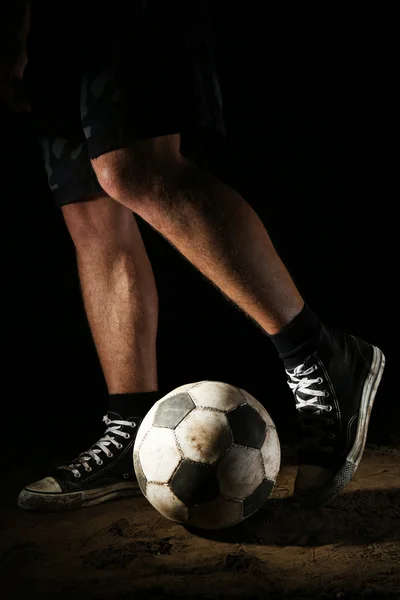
top-left (133, 381), bottom-right (281, 530)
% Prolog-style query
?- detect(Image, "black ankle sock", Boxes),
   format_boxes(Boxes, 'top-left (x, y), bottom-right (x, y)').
top-left (269, 304), bottom-right (322, 365)
top-left (109, 391), bottom-right (161, 419)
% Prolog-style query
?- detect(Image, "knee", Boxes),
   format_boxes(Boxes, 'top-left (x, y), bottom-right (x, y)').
top-left (91, 135), bottom-right (183, 213)
top-left (62, 196), bottom-right (137, 256)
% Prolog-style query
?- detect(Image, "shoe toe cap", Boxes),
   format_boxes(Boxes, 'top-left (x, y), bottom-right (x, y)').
top-left (24, 476), bottom-right (62, 494)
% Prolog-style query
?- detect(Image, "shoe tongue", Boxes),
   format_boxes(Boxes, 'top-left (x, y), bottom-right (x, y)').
top-left (107, 410), bottom-right (124, 420)
top-left (107, 411), bottom-right (139, 422)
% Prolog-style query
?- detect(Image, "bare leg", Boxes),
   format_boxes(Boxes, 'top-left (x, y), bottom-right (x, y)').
top-left (92, 135), bottom-right (304, 335)
top-left (62, 195), bottom-right (158, 393)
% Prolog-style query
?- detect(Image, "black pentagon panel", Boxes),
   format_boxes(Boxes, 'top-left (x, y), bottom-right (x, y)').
top-left (243, 478), bottom-right (274, 518)
top-left (227, 404), bottom-right (266, 449)
top-left (133, 452), bottom-right (147, 497)
top-left (170, 460), bottom-right (219, 508)
top-left (153, 392), bottom-right (195, 429)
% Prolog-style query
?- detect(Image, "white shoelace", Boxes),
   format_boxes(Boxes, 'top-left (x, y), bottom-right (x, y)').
top-left (286, 363), bottom-right (331, 413)
top-left (59, 415), bottom-right (136, 478)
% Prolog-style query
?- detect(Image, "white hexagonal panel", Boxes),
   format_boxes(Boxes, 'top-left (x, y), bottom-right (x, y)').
top-left (139, 427), bottom-right (181, 483)
top-left (188, 381), bottom-right (245, 411)
top-left (260, 426), bottom-right (281, 483)
top-left (189, 495), bottom-right (243, 530)
top-left (240, 389), bottom-right (276, 428)
top-left (218, 444), bottom-right (264, 500)
top-left (145, 483), bottom-right (188, 524)
top-left (134, 401), bottom-right (160, 452)
top-left (175, 408), bottom-right (232, 464)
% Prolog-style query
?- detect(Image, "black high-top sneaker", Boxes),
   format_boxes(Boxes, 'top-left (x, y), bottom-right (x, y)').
top-left (285, 325), bottom-right (385, 506)
top-left (18, 412), bottom-right (140, 511)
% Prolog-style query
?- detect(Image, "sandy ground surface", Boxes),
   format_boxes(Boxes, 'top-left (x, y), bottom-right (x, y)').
top-left (1, 445), bottom-right (399, 600)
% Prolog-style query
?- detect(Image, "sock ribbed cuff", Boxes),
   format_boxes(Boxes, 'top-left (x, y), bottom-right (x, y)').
top-left (109, 391), bottom-right (161, 419)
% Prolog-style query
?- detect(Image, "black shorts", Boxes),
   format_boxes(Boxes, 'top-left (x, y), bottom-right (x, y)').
top-left (25, 5), bottom-right (225, 207)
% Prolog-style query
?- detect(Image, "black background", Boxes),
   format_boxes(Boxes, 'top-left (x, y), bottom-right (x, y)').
top-left (1, 5), bottom-right (396, 458)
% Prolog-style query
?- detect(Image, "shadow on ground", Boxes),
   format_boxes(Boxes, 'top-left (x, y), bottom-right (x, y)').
top-left (187, 488), bottom-right (400, 547)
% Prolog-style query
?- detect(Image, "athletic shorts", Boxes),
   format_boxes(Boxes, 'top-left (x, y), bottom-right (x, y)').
top-left (24, 4), bottom-right (226, 207)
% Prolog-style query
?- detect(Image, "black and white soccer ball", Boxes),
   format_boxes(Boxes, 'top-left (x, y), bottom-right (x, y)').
top-left (133, 381), bottom-right (281, 530)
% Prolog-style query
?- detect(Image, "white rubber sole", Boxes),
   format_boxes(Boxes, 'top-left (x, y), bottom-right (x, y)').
top-left (294, 345), bottom-right (386, 506)
top-left (347, 345), bottom-right (386, 466)
top-left (18, 481), bottom-right (138, 511)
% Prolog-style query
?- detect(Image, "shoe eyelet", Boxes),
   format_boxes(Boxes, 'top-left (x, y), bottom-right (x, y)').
top-left (125, 433), bottom-right (131, 439)
top-left (130, 422), bottom-right (136, 428)
top-left (98, 460), bottom-right (103, 466)
top-left (74, 473), bottom-right (81, 478)
top-left (327, 433), bottom-right (335, 440)
top-left (85, 467), bottom-right (92, 472)
top-left (108, 453), bottom-right (113, 458)
top-left (326, 405), bottom-right (333, 412)
top-left (123, 473), bottom-right (130, 479)
top-left (324, 391), bottom-right (330, 397)
top-left (117, 443), bottom-right (123, 449)
top-left (317, 377), bottom-right (323, 384)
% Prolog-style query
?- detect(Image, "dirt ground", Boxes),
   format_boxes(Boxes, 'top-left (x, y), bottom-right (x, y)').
top-left (1, 445), bottom-right (399, 600)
